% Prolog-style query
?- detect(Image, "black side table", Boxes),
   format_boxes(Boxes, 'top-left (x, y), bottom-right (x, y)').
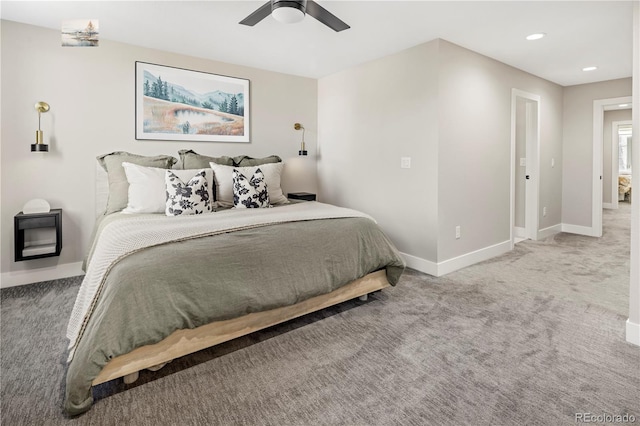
top-left (288, 192), bottom-right (316, 201)
top-left (14, 209), bottom-right (62, 261)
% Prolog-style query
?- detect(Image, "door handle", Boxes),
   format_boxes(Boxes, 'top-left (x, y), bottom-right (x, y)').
top-left (526, 175), bottom-right (530, 180)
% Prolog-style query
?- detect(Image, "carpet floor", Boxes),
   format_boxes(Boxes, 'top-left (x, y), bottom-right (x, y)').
top-left (1, 203), bottom-right (638, 425)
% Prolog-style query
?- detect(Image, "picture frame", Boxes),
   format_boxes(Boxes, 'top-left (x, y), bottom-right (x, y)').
top-left (61, 19), bottom-right (99, 47)
top-left (135, 61), bottom-right (250, 143)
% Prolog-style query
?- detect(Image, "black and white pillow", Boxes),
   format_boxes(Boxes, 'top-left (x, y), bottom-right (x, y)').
top-left (232, 168), bottom-right (270, 209)
top-left (165, 169), bottom-right (212, 216)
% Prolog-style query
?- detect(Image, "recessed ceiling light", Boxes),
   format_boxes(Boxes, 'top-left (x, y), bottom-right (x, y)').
top-left (582, 66), bottom-right (598, 71)
top-left (619, 104), bottom-right (630, 107)
top-left (526, 33), bottom-right (546, 41)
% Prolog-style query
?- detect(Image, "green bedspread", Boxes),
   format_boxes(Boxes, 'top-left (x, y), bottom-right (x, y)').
top-left (64, 213), bottom-right (405, 415)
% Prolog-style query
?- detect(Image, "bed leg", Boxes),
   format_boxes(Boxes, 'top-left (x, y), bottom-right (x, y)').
top-left (358, 294), bottom-right (368, 301)
top-left (123, 371), bottom-right (139, 384)
top-left (147, 361), bottom-right (170, 372)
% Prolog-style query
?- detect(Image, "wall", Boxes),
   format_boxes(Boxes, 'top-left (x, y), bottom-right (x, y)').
top-left (627, 0), bottom-right (639, 346)
top-left (437, 40), bottom-right (563, 262)
top-left (561, 78), bottom-right (632, 227)
top-left (318, 39), bottom-right (564, 274)
top-left (0, 20), bottom-right (318, 285)
top-left (603, 109), bottom-right (632, 206)
top-left (317, 40), bottom-right (440, 263)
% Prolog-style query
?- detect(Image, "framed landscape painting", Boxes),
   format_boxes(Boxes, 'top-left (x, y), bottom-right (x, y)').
top-left (135, 62), bottom-right (250, 142)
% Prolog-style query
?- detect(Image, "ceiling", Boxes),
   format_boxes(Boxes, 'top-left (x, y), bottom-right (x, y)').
top-left (0, 1), bottom-right (633, 86)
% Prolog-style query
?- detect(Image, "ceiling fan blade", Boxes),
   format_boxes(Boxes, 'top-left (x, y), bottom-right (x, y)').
top-left (305, 0), bottom-right (350, 32)
top-left (239, 1), bottom-right (272, 26)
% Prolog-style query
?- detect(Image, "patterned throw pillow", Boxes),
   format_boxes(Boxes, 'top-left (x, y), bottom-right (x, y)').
top-left (232, 168), bottom-right (270, 209)
top-left (210, 162), bottom-right (287, 208)
top-left (165, 170), bottom-right (212, 216)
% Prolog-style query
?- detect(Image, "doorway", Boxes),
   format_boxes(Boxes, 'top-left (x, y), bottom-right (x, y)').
top-left (511, 89), bottom-right (541, 247)
top-left (610, 120), bottom-right (633, 209)
top-left (592, 96), bottom-right (632, 236)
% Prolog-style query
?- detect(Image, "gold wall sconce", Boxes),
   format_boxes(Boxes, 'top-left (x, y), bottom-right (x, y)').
top-left (32, 101), bottom-right (50, 152)
top-left (294, 122), bottom-right (307, 156)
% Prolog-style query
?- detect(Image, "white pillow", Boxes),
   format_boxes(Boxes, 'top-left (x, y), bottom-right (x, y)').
top-left (122, 162), bottom-right (213, 213)
top-left (233, 168), bottom-right (271, 209)
top-left (165, 170), bottom-right (213, 216)
top-left (210, 162), bottom-right (288, 208)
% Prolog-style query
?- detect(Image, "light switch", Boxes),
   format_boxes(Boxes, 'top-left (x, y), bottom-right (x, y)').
top-left (401, 157), bottom-right (411, 169)
top-left (551, 158), bottom-right (555, 167)
top-left (520, 158), bottom-right (526, 167)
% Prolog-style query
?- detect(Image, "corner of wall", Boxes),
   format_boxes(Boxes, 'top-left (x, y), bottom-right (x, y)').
top-left (626, 319), bottom-right (640, 347)
top-left (627, 0), bottom-right (640, 344)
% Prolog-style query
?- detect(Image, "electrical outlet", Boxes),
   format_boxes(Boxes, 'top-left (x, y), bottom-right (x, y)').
top-left (455, 225), bottom-right (461, 239)
top-left (400, 157), bottom-right (411, 169)
top-left (543, 207), bottom-right (547, 217)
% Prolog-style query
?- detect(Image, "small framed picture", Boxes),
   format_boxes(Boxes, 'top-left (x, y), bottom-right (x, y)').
top-left (61, 20), bottom-right (99, 47)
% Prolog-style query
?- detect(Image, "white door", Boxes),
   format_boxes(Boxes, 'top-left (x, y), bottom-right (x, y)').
top-left (511, 89), bottom-right (540, 245)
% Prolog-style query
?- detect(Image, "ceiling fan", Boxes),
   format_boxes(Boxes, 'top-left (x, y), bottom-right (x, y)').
top-left (239, 0), bottom-right (350, 32)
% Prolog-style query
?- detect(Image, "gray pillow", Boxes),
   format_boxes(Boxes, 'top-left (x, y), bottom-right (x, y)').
top-left (233, 155), bottom-right (282, 167)
top-left (178, 150), bottom-right (234, 169)
top-left (98, 151), bottom-right (177, 215)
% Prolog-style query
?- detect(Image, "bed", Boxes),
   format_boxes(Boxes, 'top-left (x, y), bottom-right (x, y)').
top-left (64, 151), bottom-right (405, 415)
top-left (619, 174), bottom-right (632, 202)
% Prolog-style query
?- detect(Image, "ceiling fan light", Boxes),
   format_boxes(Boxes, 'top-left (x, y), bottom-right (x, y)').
top-left (272, 4), bottom-right (305, 24)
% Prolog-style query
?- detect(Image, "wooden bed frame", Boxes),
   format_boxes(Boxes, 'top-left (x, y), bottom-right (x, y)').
top-left (92, 269), bottom-right (390, 386)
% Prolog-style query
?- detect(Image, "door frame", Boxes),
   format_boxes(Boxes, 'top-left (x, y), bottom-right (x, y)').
top-left (510, 89), bottom-right (541, 248)
top-left (592, 96), bottom-right (632, 236)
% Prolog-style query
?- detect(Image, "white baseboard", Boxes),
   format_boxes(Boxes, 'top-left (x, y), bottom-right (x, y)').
top-left (603, 202), bottom-right (614, 209)
top-left (400, 239), bottom-right (511, 277)
top-left (0, 262), bottom-right (84, 289)
top-left (514, 227), bottom-right (526, 239)
top-left (626, 319), bottom-right (640, 346)
top-left (561, 223), bottom-right (596, 237)
top-left (400, 252), bottom-right (438, 276)
top-left (437, 240), bottom-right (512, 276)
top-left (537, 224), bottom-right (562, 240)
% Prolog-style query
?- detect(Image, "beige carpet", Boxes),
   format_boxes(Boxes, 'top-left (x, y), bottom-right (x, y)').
top-left (1, 203), bottom-right (638, 425)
